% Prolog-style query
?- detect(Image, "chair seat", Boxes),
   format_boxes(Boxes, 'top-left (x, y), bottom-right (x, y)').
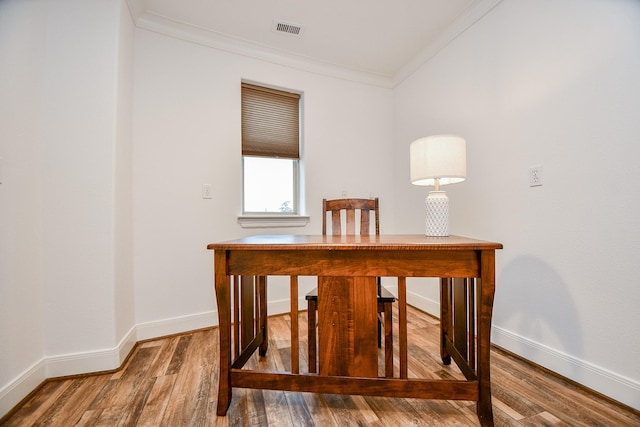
top-left (305, 286), bottom-right (396, 303)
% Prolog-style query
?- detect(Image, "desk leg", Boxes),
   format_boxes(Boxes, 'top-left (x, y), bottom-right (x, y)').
top-left (214, 251), bottom-right (232, 416)
top-left (440, 278), bottom-right (452, 365)
top-left (477, 250), bottom-right (496, 426)
top-left (398, 277), bottom-right (408, 379)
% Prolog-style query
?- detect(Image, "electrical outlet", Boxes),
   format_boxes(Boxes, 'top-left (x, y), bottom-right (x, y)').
top-left (529, 166), bottom-right (543, 187)
top-left (202, 184), bottom-right (213, 199)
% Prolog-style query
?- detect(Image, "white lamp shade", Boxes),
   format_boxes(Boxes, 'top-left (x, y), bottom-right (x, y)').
top-left (410, 135), bottom-right (467, 186)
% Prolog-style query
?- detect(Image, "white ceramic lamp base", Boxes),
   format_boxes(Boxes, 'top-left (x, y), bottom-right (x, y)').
top-left (425, 191), bottom-right (449, 236)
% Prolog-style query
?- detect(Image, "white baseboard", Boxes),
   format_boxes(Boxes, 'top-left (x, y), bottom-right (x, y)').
top-left (136, 310), bottom-right (218, 341)
top-left (44, 325), bottom-right (138, 378)
top-left (395, 293), bottom-right (640, 411)
top-left (0, 325), bottom-right (137, 418)
top-left (0, 359), bottom-right (46, 418)
top-left (406, 289), bottom-right (440, 317)
top-left (268, 297), bottom-right (309, 316)
top-left (492, 326), bottom-right (640, 411)
top-left (135, 299), bottom-right (310, 346)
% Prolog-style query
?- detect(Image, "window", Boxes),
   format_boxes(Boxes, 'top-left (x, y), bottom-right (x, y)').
top-left (241, 82), bottom-right (301, 215)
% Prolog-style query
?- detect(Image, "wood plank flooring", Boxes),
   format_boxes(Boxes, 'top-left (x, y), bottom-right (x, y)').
top-left (2, 306), bottom-right (639, 426)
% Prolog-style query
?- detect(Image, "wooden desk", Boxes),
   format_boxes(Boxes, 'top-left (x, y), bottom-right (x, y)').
top-left (207, 234), bottom-right (502, 426)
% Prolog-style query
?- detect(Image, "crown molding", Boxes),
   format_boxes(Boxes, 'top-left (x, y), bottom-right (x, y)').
top-left (128, 0), bottom-right (503, 89)
top-left (124, 0), bottom-right (144, 23)
top-left (392, 0), bottom-right (504, 87)
top-left (134, 11), bottom-right (394, 89)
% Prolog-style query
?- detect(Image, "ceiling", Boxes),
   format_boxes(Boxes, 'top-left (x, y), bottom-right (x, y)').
top-left (128, 0), bottom-right (501, 86)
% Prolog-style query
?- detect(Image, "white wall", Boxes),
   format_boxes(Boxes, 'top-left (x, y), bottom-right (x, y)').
top-left (114, 0), bottom-right (136, 358)
top-left (0, 0), bottom-right (135, 416)
top-left (132, 29), bottom-right (395, 337)
top-left (41, 0), bottom-right (117, 359)
top-left (0, 0), bottom-right (48, 414)
top-left (40, 0), bottom-right (137, 371)
top-left (394, 0), bottom-right (640, 409)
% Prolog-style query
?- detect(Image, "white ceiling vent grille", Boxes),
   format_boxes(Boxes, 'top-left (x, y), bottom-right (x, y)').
top-left (272, 20), bottom-right (304, 36)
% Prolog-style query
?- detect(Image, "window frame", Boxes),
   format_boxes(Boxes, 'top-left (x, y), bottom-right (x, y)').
top-left (238, 81), bottom-right (308, 228)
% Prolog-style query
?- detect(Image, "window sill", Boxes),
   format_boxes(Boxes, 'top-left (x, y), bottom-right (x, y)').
top-left (237, 215), bottom-right (310, 229)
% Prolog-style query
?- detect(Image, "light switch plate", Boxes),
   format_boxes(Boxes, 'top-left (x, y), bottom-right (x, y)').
top-left (202, 184), bottom-right (213, 199)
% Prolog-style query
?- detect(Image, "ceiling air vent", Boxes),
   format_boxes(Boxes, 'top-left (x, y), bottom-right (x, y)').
top-left (272, 20), bottom-right (304, 36)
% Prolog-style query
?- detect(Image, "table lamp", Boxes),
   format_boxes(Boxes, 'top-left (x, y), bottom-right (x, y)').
top-left (410, 135), bottom-right (466, 236)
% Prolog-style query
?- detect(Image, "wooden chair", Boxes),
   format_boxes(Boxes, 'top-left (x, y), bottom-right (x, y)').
top-left (305, 198), bottom-right (395, 377)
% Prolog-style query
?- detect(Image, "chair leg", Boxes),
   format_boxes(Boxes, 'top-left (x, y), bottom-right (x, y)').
top-left (308, 300), bottom-right (317, 373)
top-left (384, 302), bottom-right (393, 378)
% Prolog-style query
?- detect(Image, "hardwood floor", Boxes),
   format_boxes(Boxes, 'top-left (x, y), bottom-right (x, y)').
top-left (2, 306), bottom-right (639, 426)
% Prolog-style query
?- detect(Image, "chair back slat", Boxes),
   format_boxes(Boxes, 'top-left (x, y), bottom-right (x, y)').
top-left (360, 210), bottom-right (370, 236)
top-left (331, 210), bottom-right (341, 235)
top-left (322, 198), bottom-right (379, 236)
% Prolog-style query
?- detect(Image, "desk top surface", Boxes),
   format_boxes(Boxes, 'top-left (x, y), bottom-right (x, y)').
top-left (207, 234), bottom-right (502, 251)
